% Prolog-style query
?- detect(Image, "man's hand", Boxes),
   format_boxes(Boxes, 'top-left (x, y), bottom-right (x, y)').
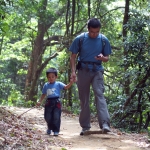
top-left (71, 71), bottom-right (77, 82)
top-left (97, 53), bottom-right (103, 58)
top-left (70, 77), bottom-right (74, 83)
top-left (70, 53), bottom-right (77, 82)
top-left (95, 53), bottom-right (109, 62)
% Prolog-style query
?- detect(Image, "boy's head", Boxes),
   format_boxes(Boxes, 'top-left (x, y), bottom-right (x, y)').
top-left (46, 68), bottom-right (58, 83)
top-left (46, 67), bottom-right (57, 77)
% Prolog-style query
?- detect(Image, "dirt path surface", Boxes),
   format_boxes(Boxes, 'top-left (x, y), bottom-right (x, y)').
top-left (1, 107), bottom-right (150, 150)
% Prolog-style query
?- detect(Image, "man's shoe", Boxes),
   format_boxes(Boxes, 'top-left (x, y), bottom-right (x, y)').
top-left (80, 128), bottom-right (90, 136)
top-left (102, 122), bottom-right (110, 133)
top-left (54, 132), bottom-right (59, 136)
top-left (47, 129), bottom-right (51, 135)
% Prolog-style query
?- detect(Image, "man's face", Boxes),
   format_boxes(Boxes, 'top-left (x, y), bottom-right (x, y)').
top-left (88, 27), bottom-right (100, 38)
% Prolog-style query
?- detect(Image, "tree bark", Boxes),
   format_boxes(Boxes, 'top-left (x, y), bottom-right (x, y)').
top-left (122, 0), bottom-right (130, 96)
top-left (25, 0), bottom-right (66, 102)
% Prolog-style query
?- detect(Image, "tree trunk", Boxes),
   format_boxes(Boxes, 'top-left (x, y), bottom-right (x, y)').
top-left (25, 0), bottom-right (66, 102)
top-left (122, 0), bottom-right (130, 96)
top-left (25, 24), bottom-right (45, 102)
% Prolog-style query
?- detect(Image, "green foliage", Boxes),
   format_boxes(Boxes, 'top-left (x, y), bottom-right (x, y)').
top-left (110, 8), bottom-right (150, 132)
top-left (0, 0), bottom-right (12, 36)
top-left (7, 89), bottom-right (24, 106)
top-left (61, 148), bottom-right (67, 150)
top-left (1, 85), bottom-right (34, 107)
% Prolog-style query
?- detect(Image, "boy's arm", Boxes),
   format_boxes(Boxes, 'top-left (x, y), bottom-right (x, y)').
top-left (36, 94), bottom-right (46, 106)
top-left (64, 80), bottom-right (74, 90)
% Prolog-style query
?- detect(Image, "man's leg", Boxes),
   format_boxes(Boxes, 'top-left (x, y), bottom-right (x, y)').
top-left (77, 69), bottom-right (91, 130)
top-left (92, 71), bottom-right (110, 131)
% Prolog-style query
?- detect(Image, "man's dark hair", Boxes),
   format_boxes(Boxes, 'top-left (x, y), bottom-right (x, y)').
top-left (87, 18), bottom-right (101, 29)
top-left (46, 67), bottom-right (58, 77)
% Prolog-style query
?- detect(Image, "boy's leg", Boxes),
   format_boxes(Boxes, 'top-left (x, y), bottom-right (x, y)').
top-left (44, 105), bottom-right (53, 132)
top-left (52, 104), bottom-right (61, 134)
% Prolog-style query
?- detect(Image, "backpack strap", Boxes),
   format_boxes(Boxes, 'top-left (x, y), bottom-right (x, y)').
top-left (76, 32), bottom-right (85, 62)
top-left (76, 33), bottom-right (85, 71)
top-left (101, 34), bottom-right (106, 55)
top-left (78, 32), bottom-right (85, 54)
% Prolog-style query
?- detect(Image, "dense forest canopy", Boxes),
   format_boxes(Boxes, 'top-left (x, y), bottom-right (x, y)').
top-left (0, 0), bottom-right (150, 133)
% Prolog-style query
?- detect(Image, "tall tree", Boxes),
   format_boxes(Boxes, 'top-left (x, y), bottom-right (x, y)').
top-left (25, 0), bottom-right (65, 101)
top-left (122, 0), bottom-right (130, 96)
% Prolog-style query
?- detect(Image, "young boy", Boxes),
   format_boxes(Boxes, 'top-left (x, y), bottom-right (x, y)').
top-left (36, 67), bottom-right (74, 136)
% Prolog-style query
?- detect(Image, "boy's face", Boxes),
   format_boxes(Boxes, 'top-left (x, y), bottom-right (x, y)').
top-left (47, 73), bottom-right (57, 83)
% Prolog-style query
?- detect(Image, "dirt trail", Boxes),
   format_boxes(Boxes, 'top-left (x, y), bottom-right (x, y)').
top-left (8, 107), bottom-right (150, 150)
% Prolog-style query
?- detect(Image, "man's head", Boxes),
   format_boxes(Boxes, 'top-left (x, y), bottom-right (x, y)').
top-left (46, 67), bottom-right (58, 83)
top-left (87, 18), bottom-right (101, 29)
top-left (87, 18), bottom-right (101, 38)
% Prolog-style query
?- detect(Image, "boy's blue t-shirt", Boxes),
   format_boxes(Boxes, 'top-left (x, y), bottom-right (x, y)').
top-left (69, 32), bottom-right (112, 71)
top-left (42, 81), bottom-right (66, 98)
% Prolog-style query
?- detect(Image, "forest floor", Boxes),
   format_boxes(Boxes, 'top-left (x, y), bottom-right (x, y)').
top-left (0, 106), bottom-right (150, 150)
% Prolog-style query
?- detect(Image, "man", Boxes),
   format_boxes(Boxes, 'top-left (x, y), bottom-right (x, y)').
top-left (69, 18), bottom-right (112, 135)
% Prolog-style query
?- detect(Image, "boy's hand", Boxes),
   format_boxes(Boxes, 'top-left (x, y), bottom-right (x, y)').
top-left (36, 102), bottom-right (41, 107)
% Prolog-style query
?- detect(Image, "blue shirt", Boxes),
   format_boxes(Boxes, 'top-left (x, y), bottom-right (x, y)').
top-left (42, 81), bottom-right (66, 98)
top-left (69, 32), bottom-right (112, 71)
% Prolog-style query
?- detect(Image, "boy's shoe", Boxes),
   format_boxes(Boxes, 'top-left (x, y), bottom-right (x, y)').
top-left (80, 128), bottom-right (90, 136)
top-left (47, 129), bottom-right (51, 135)
top-left (102, 122), bottom-right (110, 133)
top-left (54, 132), bottom-right (59, 136)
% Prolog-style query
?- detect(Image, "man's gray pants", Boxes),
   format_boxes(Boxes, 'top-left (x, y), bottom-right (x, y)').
top-left (77, 69), bottom-right (110, 129)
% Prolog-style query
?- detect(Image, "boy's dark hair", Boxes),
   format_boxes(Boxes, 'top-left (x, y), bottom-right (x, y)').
top-left (46, 67), bottom-right (58, 77)
top-left (87, 18), bottom-right (101, 29)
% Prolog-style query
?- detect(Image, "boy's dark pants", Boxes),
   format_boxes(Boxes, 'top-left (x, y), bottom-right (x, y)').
top-left (44, 98), bottom-right (61, 132)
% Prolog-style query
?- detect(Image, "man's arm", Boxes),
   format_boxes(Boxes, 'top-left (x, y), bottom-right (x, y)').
top-left (70, 53), bottom-right (77, 82)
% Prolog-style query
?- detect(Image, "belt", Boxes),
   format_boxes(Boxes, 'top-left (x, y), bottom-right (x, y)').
top-left (47, 97), bottom-right (59, 101)
top-left (81, 61), bottom-right (101, 65)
